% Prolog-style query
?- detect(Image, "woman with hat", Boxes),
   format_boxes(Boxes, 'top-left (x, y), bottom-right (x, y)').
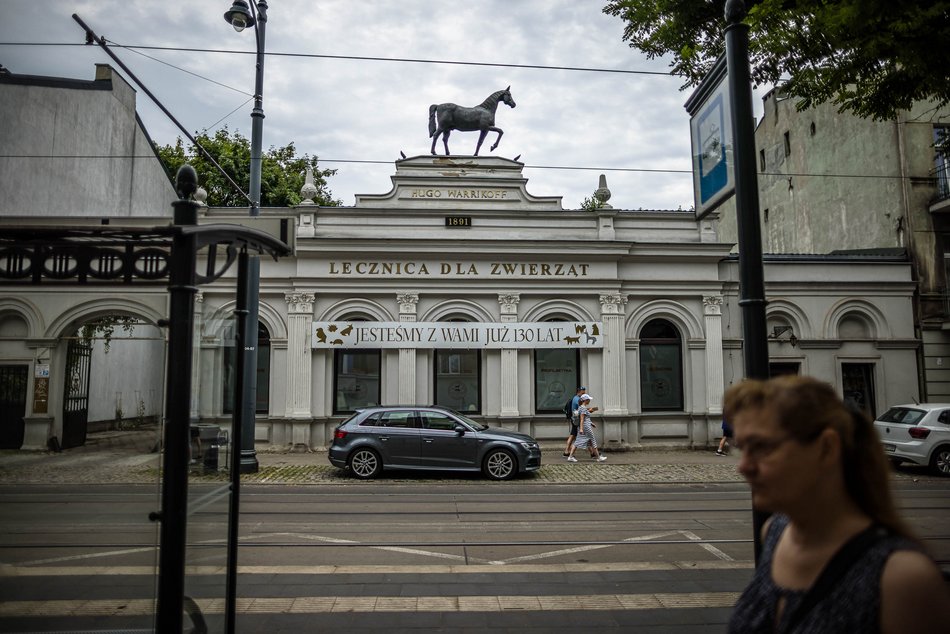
top-left (567, 394), bottom-right (607, 463)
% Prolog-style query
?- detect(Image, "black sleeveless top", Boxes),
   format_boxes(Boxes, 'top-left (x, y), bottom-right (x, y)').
top-left (728, 514), bottom-right (918, 633)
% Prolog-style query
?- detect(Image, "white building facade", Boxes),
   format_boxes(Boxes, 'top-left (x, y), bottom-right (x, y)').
top-left (0, 155), bottom-right (922, 451)
top-left (184, 156), bottom-right (918, 450)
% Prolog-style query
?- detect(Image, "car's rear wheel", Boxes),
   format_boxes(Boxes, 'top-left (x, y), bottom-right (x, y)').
top-left (348, 448), bottom-right (382, 479)
top-left (929, 446), bottom-right (950, 477)
top-left (483, 448), bottom-right (516, 481)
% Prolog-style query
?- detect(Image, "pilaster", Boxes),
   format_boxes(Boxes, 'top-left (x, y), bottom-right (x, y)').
top-left (498, 293), bottom-right (520, 417)
top-left (284, 292), bottom-right (315, 420)
top-left (397, 292), bottom-right (419, 404)
top-left (703, 295), bottom-right (725, 415)
top-left (190, 291), bottom-right (203, 420)
top-left (599, 293), bottom-right (628, 416)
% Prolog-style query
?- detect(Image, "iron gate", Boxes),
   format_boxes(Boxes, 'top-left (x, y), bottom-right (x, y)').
top-left (62, 338), bottom-right (92, 449)
top-left (0, 365), bottom-right (27, 449)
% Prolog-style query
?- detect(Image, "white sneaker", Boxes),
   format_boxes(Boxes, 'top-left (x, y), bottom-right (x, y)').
top-left (567, 456), bottom-right (578, 463)
top-left (596, 456), bottom-right (607, 462)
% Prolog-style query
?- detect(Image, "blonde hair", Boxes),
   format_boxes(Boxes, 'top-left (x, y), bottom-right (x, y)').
top-left (724, 375), bottom-right (914, 540)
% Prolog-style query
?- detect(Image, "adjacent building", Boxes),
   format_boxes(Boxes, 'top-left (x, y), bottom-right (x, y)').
top-left (716, 88), bottom-right (950, 401)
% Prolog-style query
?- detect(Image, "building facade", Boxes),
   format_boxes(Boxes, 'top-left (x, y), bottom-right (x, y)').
top-left (180, 156), bottom-right (916, 450)
top-left (715, 88), bottom-right (950, 400)
top-left (0, 67), bottom-right (923, 451)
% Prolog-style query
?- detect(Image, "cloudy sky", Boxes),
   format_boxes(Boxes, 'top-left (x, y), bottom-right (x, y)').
top-left (1, 0), bottom-right (758, 211)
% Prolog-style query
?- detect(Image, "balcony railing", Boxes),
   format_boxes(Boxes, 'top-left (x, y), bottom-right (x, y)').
top-left (936, 160), bottom-right (950, 203)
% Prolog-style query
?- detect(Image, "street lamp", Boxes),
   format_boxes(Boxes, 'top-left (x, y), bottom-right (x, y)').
top-left (224, 0), bottom-right (267, 474)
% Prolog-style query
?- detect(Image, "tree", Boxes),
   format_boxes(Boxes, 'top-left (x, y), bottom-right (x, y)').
top-left (156, 127), bottom-right (341, 207)
top-left (603, 0), bottom-right (950, 121)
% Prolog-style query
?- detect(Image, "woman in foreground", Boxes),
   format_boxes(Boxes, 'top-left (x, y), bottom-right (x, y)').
top-left (724, 375), bottom-right (949, 633)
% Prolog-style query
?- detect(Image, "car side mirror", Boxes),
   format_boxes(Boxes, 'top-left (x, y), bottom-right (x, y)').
top-left (454, 424), bottom-right (466, 435)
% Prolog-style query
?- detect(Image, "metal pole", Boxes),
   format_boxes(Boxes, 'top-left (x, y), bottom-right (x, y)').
top-left (724, 0), bottom-right (770, 562)
top-left (156, 166), bottom-right (200, 633)
top-left (225, 251), bottom-right (248, 634)
top-left (241, 0), bottom-right (267, 473)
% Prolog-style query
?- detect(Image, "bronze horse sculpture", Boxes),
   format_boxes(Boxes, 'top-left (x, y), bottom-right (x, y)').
top-left (429, 87), bottom-right (516, 156)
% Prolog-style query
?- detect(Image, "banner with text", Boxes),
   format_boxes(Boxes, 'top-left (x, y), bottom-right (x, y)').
top-left (312, 322), bottom-right (604, 349)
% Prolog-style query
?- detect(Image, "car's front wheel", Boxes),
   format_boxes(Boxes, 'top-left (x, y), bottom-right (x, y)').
top-left (482, 448), bottom-right (516, 481)
top-left (930, 445), bottom-right (950, 477)
top-left (348, 448), bottom-right (382, 479)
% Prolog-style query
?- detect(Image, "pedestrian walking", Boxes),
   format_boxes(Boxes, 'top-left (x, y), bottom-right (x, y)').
top-left (724, 375), bottom-right (950, 634)
top-left (716, 417), bottom-right (733, 455)
top-left (567, 394), bottom-right (606, 462)
top-left (562, 386), bottom-right (586, 457)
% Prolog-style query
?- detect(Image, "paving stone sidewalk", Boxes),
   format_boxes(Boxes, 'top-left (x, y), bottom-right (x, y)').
top-left (0, 426), bottom-right (935, 486)
top-left (0, 426), bottom-right (748, 485)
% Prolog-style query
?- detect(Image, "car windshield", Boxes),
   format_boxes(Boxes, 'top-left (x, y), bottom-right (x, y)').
top-left (878, 407), bottom-right (926, 424)
top-left (453, 412), bottom-right (489, 431)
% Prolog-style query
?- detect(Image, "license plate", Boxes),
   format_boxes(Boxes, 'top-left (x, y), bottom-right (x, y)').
top-left (883, 444), bottom-right (896, 453)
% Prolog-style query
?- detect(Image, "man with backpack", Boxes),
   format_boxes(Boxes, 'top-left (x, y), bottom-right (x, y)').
top-left (563, 385), bottom-right (590, 457)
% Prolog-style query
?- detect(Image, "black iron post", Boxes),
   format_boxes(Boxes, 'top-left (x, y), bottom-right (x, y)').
top-left (724, 0), bottom-right (770, 562)
top-left (225, 251), bottom-right (249, 634)
top-left (156, 165), bottom-right (200, 633)
top-left (224, 0), bottom-right (268, 473)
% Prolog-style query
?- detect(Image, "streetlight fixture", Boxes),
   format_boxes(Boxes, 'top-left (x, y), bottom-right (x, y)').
top-left (224, 0), bottom-right (268, 474)
top-left (224, 0), bottom-right (255, 32)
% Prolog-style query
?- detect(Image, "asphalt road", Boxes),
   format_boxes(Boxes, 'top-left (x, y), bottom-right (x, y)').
top-left (2, 479), bottom-right (949, 633)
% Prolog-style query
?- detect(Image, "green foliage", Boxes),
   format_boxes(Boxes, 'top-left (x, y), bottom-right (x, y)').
top-left (580, 194), bottom-right (606, 211)
top-left (603, 0), bottom-right (950, 121)
top-left (78, 316), bottom-right (139, 354)
top-left (155, 127), bottom-right (341, 207)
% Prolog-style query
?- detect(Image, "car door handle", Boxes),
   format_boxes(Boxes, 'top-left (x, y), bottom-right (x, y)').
top-left (379, 436), bottom-right (389, 441)
top-left (423, 437), bottom-right (434, 443)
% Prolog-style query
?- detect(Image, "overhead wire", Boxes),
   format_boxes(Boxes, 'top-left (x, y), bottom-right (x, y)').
top-left (0, 40), bottom-right (941, 185)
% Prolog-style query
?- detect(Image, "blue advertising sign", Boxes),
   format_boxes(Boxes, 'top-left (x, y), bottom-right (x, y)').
top-left (684, 56), bottom-right (735, 219)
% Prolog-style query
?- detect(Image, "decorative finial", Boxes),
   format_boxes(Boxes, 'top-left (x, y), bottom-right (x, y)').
top-left (724, 0), bottom-right (747, 24)
top-left (299, 165), bottom-right (318, 205)
top-left (194, 187), bottom-right (208, 207)
top-left (594, 174), bottom-right (612, 209)
top-left (175, 164), bottom-right (198, 200)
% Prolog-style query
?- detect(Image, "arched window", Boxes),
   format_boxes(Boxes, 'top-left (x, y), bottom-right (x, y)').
top-left (334, 349), bottom-right (380, 414)
top-left (639, 319), bottom-right (683, 411)
top-left (333, 318), bottom-right (380, 414)
top-left (223, 321), bottom-right (271, 415)
top-left (534, 318), bottom-right (580, 413)
top-left (434, 319), bottom-right (481, 414)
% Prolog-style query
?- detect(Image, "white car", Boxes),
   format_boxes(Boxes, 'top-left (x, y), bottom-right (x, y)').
top-left (873, 403), bottom-right (950, 477)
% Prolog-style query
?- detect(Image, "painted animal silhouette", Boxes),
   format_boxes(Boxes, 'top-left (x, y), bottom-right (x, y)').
top-left (564, 335), bottom-right (581, 345)
top-left (429, 87), bottom-right (516, 156)
top-left (585, 332), bottom-right (597, 344)
top-left (340, 324), bottom-right (353, 336)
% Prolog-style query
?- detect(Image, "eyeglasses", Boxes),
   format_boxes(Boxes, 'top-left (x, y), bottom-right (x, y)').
top-left (733, 435), bottom-right (794, 461)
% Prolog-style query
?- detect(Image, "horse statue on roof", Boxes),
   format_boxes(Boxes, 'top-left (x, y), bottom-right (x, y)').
top-left (429, 87), bottom-right (516, 156)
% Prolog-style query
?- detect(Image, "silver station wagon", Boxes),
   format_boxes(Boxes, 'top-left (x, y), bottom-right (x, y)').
top-left (328, 405), bottom-right (542, 480)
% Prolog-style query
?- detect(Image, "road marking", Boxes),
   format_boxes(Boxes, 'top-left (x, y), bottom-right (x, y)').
top-left (11, 529), bottom-right (745, 568)
top-left (681, 530), bottom-right (735, 561)
top-left (0, 592), bottom-right (742, 617)
top-left (484, 530), bottom-right (684, 565)
top-left (0, 560), bottom-right (753, 577)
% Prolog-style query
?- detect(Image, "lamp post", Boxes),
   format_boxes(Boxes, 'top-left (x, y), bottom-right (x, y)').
top-left (224, 0), bottom-right (267, 472)
top-left (724, 0), bottom-right (770, 562)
